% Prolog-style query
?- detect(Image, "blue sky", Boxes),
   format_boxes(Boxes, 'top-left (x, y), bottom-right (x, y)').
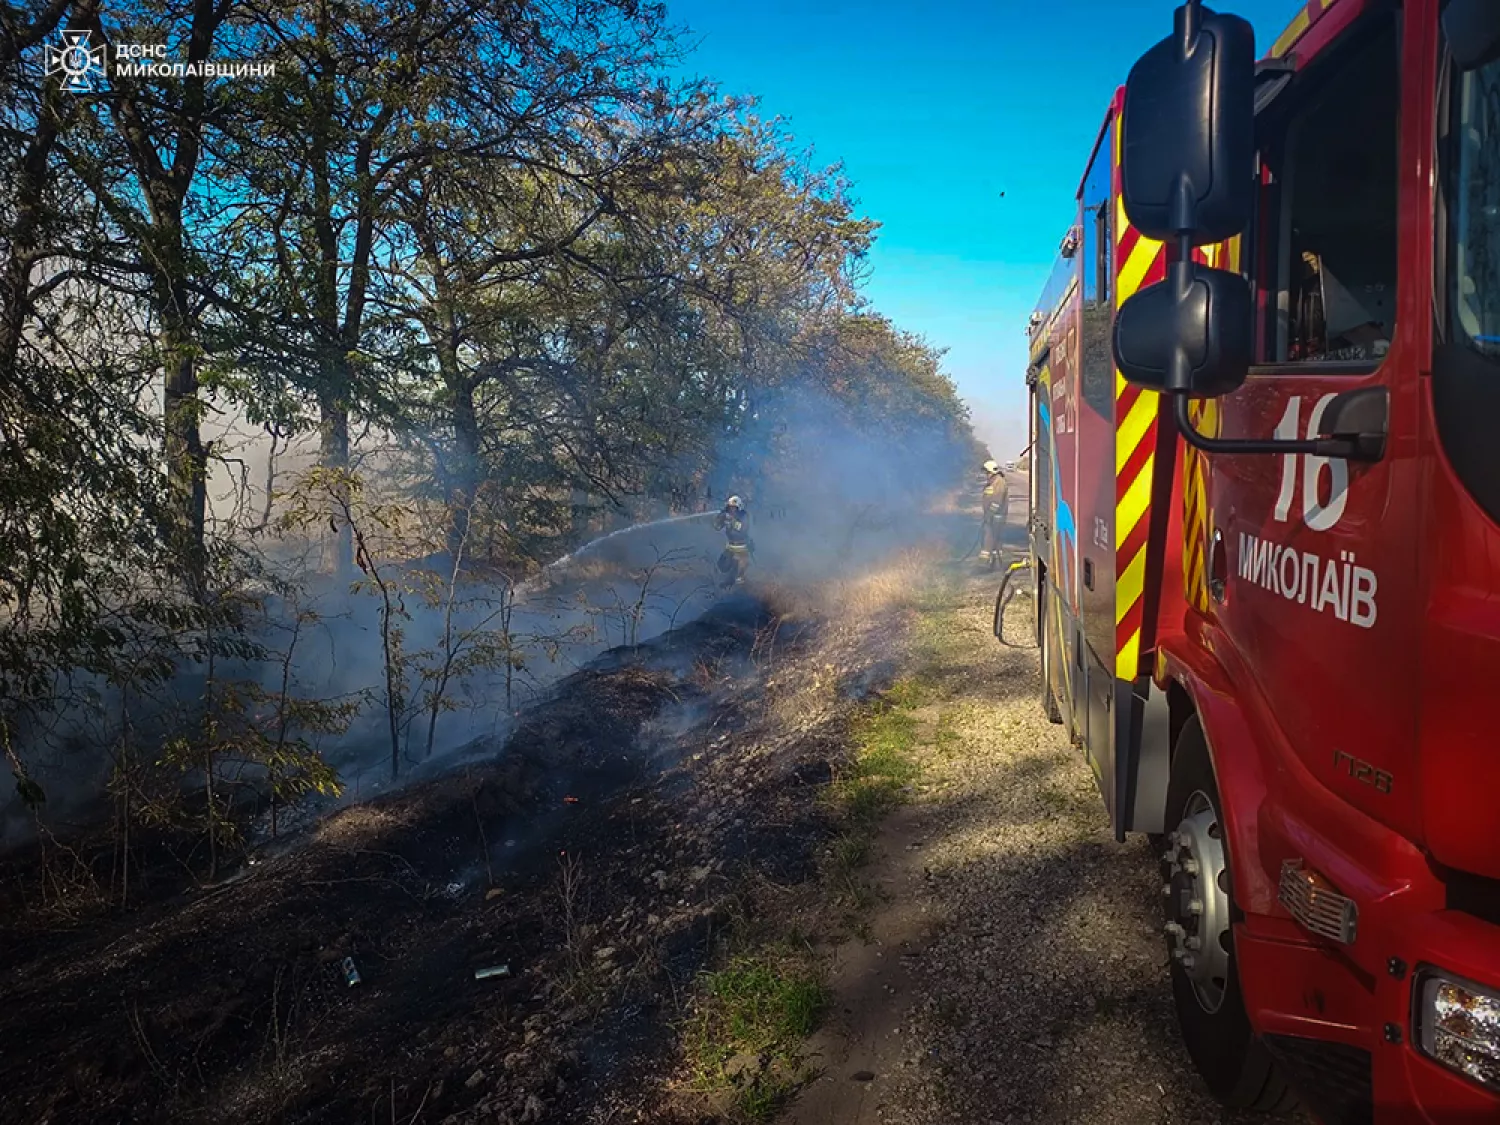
top-left (665, 0), bottom-right (1302, 457)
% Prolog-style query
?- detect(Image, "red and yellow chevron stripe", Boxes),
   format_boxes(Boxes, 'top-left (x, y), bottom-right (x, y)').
top-left (1180, 239), bottom-right (1241, 613)
top-left (1110, 95), bottom-right (1246, 672)
top-left (1182, 398), bottom-right (1219, 614)
top-left (1112, 118), bottom-right (1166, 682)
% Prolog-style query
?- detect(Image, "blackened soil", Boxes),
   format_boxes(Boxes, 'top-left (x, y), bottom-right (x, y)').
top-left (0, 592), bottom-right (851, 1125)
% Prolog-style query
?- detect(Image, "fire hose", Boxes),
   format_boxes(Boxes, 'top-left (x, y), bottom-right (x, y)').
top-left (956, 522), bottom-right (985, 562)
top-left (992, 558), bottom-right (1036, 648)
top-left (957, 511), bottom-right (1007, 565)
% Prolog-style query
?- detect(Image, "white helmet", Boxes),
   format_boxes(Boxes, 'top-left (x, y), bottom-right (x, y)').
top-left (982, 460), bottom-right (999, 474)
top-left (726, 495), bottom-right (744, 510)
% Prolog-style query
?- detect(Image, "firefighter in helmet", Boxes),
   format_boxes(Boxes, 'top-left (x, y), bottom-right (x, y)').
top-left (979, 459), bottom-right (1009, 565)
top-left (714, 495), bottom-right (752, 588)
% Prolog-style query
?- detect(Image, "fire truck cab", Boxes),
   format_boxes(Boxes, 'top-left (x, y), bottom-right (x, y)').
top-left (1025, 1), bottom-right (1500, 1120)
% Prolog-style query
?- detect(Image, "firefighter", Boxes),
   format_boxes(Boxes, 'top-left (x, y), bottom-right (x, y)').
top-left (979, 459), bottom-right (1009, 565)
top-left (714, 495), bottom-right (752, 587)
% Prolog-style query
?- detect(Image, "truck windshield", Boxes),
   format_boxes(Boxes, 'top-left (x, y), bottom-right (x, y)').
top-left (1448, 58), bottom-right (1500, 357)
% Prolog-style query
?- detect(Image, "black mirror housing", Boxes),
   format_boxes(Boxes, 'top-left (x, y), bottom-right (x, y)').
top-left (1112, 261), bottom-right (1251, 398)
top-left (1120, 4), bottom-right (1256, 244)
top-left (1443, 0), bottom-right (1500, 72)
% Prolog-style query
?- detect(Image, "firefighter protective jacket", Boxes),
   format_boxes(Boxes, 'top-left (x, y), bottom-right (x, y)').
top-left (715, 507), bottom-right (751, 549)
top-left (983, 471), bottom-right (1008, 518)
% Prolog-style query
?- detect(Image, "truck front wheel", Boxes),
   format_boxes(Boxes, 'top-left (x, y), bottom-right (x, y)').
top-left (1161, 718), bottom-right (1296, 1113)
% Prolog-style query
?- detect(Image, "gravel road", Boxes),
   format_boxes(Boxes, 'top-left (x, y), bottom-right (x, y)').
top-left (784, 500), bottom-right (1309, 1125)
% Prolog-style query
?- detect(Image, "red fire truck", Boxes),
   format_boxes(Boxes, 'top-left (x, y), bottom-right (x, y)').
top-left (1024, 1), bottom-right (1500, 1120)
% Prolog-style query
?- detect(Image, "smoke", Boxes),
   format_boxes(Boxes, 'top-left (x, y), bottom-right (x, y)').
top-left (965, 397), bottom-right (1028, 464)
top-left (0, 377), bottom-right (973, 856)
top-left (710, 382), bottom-right (971, 584)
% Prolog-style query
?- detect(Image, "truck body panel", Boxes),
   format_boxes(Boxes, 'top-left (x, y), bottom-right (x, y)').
top-left (1022, 0), bottom-right (1500, 1116)
top-left (1030, 91), bottom-right (1180, 837)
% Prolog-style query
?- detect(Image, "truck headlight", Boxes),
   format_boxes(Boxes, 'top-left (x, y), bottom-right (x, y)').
top-left (1414, 967), bottom-right (1500, 1092)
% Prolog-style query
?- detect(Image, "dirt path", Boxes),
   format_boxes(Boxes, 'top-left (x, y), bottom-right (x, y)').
top-left (783, 517), bottom-right (1305, 1124)
top-left (784, 801), bottom-right (931, 1124)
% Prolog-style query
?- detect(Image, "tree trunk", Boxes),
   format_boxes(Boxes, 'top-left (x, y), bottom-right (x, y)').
top-left (0, 0), bottom-right (73, 383)
top-left (319, 385), bottom-right (353, 577)
top-left (447, 377), bottom-right (481, 563)
top-left (571, 488), bottom-right (591, 537)
top-left (99, 0), bottom-right (220, 590)
top-left (163, 304), bottom-right (207, 583)
top-left (414, 219), bottom-right (481, 565)
top-left (308, 1), bottom-right (358, 579)
top-left (0, 86), bottom-right (61, 389)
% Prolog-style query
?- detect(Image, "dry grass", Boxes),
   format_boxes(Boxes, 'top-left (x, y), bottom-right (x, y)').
top-left (828, 548), bottom-right (939, 617)
top-left (749, 549), bottom-right (959, 761)
top-left (757, 546), bottom-right (946, 626)
top-left (311, 803), bottom-right (415, 847)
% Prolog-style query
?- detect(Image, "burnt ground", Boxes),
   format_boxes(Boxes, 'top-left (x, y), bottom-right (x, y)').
top-left (0, 588), bottom-right (898, 1125)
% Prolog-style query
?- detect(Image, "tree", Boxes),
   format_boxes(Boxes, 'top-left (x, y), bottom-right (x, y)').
top-left (0, 0), bottom-right (977, 871)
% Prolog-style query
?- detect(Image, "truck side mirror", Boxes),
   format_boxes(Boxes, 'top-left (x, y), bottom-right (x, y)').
top-left (1119, 3), bottom-right (1255, 243)
top-left (1114, 1), bottom-right (1256, 404)
top-left (1113, 262), bottom-right (1251, 397)
top-left (1442, 0), bottom-right (1500, 71)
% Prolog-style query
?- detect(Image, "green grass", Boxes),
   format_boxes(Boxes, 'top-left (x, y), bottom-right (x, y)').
top-left (910, 571), bottom-right (958, 615)
top-left (820, 674), bottom-right (934, 928)
top-left (704, 959), bottom-right (827, 1044)
top-left (827, 582), bottom-right (975, 852)
top-left (829, 830), bottom-right (871, 874)
top-left (735, 1075), bottom-right (800, 1120)
top-left (834, 687), bottom-right (924, 827)
top-left (685, 950), bottom-right (830, 1121)
top-left (826, 829), bottom-right (878, 920)
top-left (881, 675), bottom-right (934, 710)
top-left (907, 583), bottom-right (970, 694)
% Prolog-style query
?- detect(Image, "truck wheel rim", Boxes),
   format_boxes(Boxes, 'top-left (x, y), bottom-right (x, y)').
top-left (1163, 789), bottom-right (1232, 1015)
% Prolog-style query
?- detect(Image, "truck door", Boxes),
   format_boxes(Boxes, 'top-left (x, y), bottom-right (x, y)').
top-left (1028, 362), bottom-right (1052, 637)
top-left (1039, 341), bottom-right (1080, 736)
top-left (1201, 5), bottom-right (1423, 839)
top-left (1055, 314), bottom-right (1084, 733)
top-left (1076, 126), bottom-right (1119, 802)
